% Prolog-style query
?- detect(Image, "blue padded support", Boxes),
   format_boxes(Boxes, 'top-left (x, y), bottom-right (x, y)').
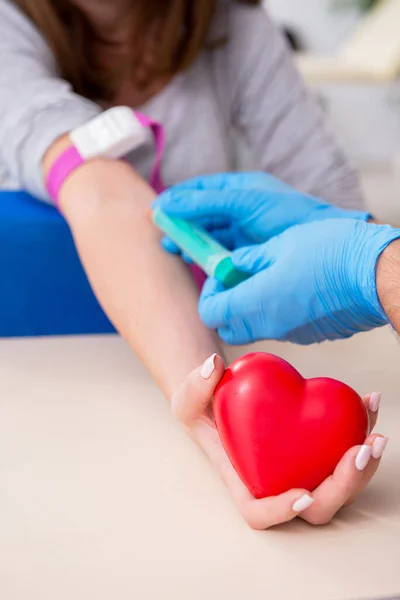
top-left (0, 190), bottom-right (115, 336)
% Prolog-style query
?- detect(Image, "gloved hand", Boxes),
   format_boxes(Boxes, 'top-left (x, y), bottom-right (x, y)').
top-left (155, 172), bottom-right (370, 255)
top-left (198, 219), bottom-right (400, 345)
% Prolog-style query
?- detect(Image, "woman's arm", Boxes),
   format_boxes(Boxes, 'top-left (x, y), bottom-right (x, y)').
top-left (0, 1), bottom-right (222, 398)
top-left (44, 137), bottom-right (223, 398)
top-left (224, 4), bottom-right (364, 210)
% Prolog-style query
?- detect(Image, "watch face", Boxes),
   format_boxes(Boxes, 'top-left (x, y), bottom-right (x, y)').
top-left (70, 106), bottom-right (149, 159)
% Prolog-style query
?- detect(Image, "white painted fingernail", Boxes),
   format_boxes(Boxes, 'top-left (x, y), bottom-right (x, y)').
top-left (292, 494), bottom-right (314, 513)
top-left (355, 445), bottom-right (372, 471)
top-left (369, 392), bottom-right (382, 413)
top-left (200, 354), bottom-right (217, 379)
top-left (372, 437), bottom-right (388, 459)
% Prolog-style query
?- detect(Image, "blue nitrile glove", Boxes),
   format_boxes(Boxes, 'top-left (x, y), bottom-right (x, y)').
top-left (197, 219), bottom-right (400, 345)
top-left (155, 172), bottom-right (371, 254)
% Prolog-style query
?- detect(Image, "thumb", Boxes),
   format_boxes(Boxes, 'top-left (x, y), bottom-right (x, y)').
top-left (232, 240), bottom-right (277, 274)
top-left (171, 354), bottom-right (225, 426)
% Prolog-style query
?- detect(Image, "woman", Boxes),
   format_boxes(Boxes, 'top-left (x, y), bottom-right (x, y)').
top-left (0, 0), bottom-right (383, 527)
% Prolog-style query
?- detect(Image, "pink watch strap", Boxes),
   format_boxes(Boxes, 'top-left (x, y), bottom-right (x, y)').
top-left (135, 111), bottom-right (165, 195)
top-left (46, 145), bottom-right (84, 207)
top-left (46, 110), bottom-right (166, 207)
top-left (135, 111), bottom-right (205, 288)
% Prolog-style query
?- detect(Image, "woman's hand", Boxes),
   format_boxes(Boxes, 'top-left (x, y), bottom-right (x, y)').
top-left (173, 354), bottom-right (387, 529)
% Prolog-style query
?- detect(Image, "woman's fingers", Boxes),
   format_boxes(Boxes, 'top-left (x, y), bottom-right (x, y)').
top-left (193, 412), bottom-right (317, 530)
top-left (171, 354), bottom-right (225, 426)
top-left (300, 432), bottom-right (388, 525)
top-left (195, 415), bottom-right (316, 530)
top-left (236, 489), bottom-right (315, 530)
top-left (344, 434), bottom-right (388, 507)
top-left (363, 392), bottom-right (381, 432)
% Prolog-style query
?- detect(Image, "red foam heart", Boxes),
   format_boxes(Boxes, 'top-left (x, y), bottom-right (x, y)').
top-left (213, 353), bottom-right (369, 498)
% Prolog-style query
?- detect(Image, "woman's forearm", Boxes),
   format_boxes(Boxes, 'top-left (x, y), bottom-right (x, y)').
top-left (44, 141), bottom-right (223, 398)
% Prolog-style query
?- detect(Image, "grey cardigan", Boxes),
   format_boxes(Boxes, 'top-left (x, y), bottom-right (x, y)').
top-left (0, 0), bottom-right (364, 208)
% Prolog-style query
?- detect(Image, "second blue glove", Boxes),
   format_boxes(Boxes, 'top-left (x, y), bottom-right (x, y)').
top-left (198, 219), bottom-right (400, 345)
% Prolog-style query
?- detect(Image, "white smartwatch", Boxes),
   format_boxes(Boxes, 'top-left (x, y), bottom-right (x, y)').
top-left (46, 106), bottom-right (165, 206)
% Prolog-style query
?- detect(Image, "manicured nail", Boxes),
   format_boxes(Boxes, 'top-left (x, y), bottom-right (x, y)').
top-left (369, 392), bottom-right (382, 413)
top-left (292, 494), bottom-right (315, 513)
top-left (372, 437), bottom-right (388, 459)
top-left (355, 445), bottom-right (372, 471)
top-left (200, 354), bottom-right (217, 379)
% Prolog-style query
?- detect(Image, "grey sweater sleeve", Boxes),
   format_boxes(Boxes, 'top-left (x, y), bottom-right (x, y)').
top-left (0, 0), bottom-right (101, 200)
top-left (0, 0), bottom-right (365, 209)
top-left (226, 4), bottom-right (364, 209)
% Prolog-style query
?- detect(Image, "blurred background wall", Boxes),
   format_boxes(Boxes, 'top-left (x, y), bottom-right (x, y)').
top-left (267, 0), bottom-right (360, 52)
top-left (248, 0), bottom-right (400, 222)
top-left (265, 0), bottom-right (400, 166)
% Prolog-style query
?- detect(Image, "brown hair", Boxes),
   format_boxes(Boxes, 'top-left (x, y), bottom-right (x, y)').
top-left (14, 0), bottom-right (261, 102)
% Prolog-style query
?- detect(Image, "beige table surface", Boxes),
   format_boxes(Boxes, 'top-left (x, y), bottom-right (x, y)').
top-left (0, 329), bottom-right (400, 600)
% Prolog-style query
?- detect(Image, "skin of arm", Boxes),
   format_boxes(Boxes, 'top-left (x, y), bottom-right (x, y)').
top-left (43, 136), bottom-right (223, 399)
top-left (377, 239), bottom-right (400, 333)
